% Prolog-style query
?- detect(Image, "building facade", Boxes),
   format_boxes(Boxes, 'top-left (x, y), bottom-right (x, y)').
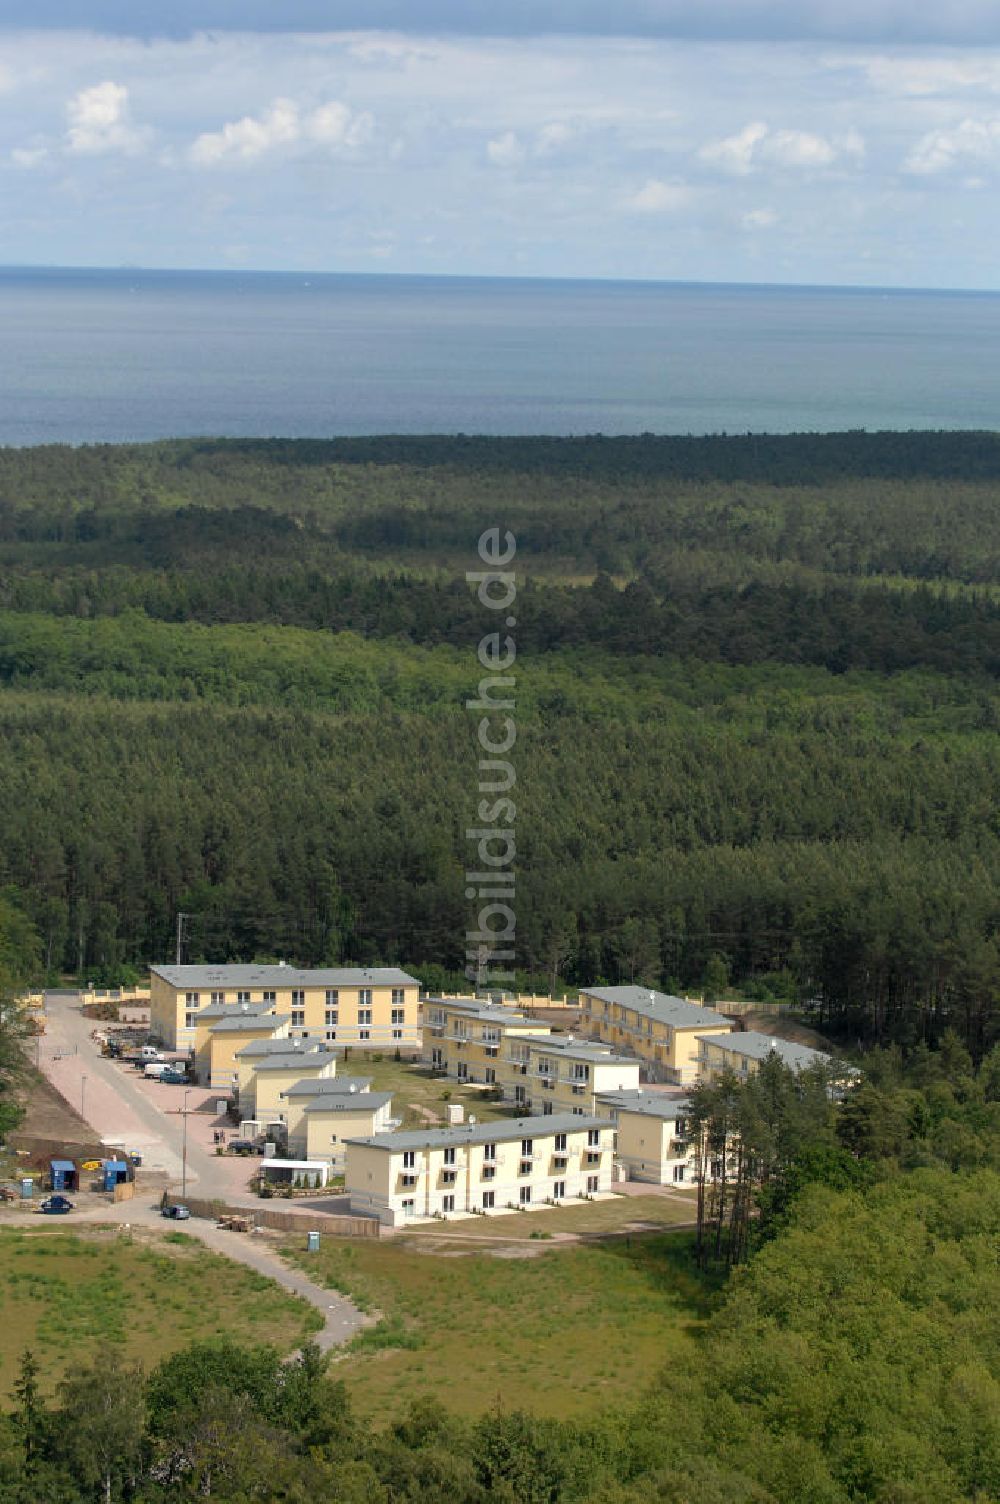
top-left (345, 1114), bottom-right (614, 1227)
top-left (303, 1090), bottom-right (395, 1168)
top-left (240, 1047), bottom-right (339, 1124)
top-left (500, 1035), bottom-right (641, 1117)
top-left (597, 1089), bottom-right (697, 1185)
top-left (696, 1030), bottom-right (831, 1083)
top-left (421, 997), bottom-right (550, 1085)
top-left (150, 964), bottom-right (421, 1051)
top-left (577, 986), bottom-right (733, 1084)
top-left (192, 1004), bottom-right (288, 1091)
top-left (282, 1075), bottom-right (374, 1152)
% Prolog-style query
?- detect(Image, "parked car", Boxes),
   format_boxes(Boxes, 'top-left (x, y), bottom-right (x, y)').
top-left (227, 1139), bottom-right (262, 1156)
top-left (158, 1069), bottom-right (188, 1085)
top-left (38, 1195), bottom-right (74, 1215)
top-left (161, 1203), bottom-right (191, 1220)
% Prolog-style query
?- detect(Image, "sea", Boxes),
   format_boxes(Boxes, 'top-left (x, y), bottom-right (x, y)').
top-left (1, 265), bottom-right (999, 445)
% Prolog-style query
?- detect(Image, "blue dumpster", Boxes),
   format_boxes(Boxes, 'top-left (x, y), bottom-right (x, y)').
top-left (102, 1159), bottom-right (128, 1191)
top-left (50, 1159), bottom-right (78, 1192)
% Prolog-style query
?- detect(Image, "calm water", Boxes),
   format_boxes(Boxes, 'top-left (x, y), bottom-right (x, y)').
top-left (1, 266), bottom-right (998, 444)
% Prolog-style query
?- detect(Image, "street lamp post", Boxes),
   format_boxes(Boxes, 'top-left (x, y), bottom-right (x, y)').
top-left (81, 1074), bottom-right (87, 1119)
top-left (181, 1088), bottom-right (191, 1200)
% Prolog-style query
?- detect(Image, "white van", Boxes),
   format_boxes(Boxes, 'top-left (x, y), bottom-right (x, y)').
top-left (144, 1061), bottom-right (171, 1079)
top-left (140, 1045), bottom-right (161, 1060)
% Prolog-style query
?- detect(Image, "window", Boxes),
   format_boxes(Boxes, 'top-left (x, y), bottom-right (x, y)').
top-left (573, 1107), bottom-right (585, 1116)
top-left (403, 1150), bottom-right (416, 1169)
top-left (359, 988), bottom-right (372, 1007)
top-left (401, 1198), bottom-right (415, 1217)
top-left (519, 1185), bottom-right (532, 1205)
top-left (482, 1164), bottom-right (496, 1179)
top-left (675, 1118), bottom-right (686, 1138)
top-left (553, 1180), bottom-right (566, 1199)
top-left (357, 1008), bottom-right (372, 1026)
top-left (542, 1102), bottom-right (553, 1115)
top-left (442, 1194), bottom-right (455, 1213)
top-left (483, 1143), bottom-right (497, 1162)
top-left (572, 1063), bottom-right (589, 1081)
top-left (482, 1190), bottom-right (495, 1210)
top-left (237, 990), bottom-right (251, 1004)
top-left (185, 1012), bottom-right (197, 1029)
top-left (672, 1165), bottom-right (686, 1183)
top-left (291, 989), bottom-right (305, 1007)
top-left (329, 1133), bottom-right (338, 1143)
top-left (391, 1008), bottom-right (405, 1025)
top-left (210, 991), bottom-right (225, 1005)
top-left (587, 1128), bottom-right (601, 1147)
top-left (554, 1133), bottom-right (567, 1152)
top-left (185, 991), bottom-right (200, 1006)
top-left (326, 989), bottom-right (339, 1006)
top-left (431, 1048), bottom-right (443, 1067)
top-left (514, 1086), bottom-right (526, 1105)
top-left (392, 1028), bottom-right (403, 1040)
top-left (359, 1029), bottom-right (370, 1041)
top-left (587, 1175), bottom-right (599, 1193)
top-left (485, 1067), bottom-right (496, 1084)
top-left (325, 1030), bottom-right (337, 1042)
top-left (325, 1009), bottom-right (339, 1026)
top-left (391, 988), bottom-right (405, 1006)
top-left (444, 1147), bottom-right (456, 1166)
top-left (457, 1063), bottom-right (468, 1081)
top-left (291, 1010), bottom-right (305, 1027)
top-left (262, 990), bottom-right (276, 1003)
top-left (442, 1170), bottom-right (457, 1184)
top-left (520, 1138), bottom-right (533, 1156)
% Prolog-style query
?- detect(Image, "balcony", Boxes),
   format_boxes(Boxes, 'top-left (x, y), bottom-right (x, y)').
top-left (552, 1153), bottom-right (568, 1168)
top-left (481, 1165), bottom-right (496, 1180)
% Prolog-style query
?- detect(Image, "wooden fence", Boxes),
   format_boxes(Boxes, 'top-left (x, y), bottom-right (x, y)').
top-left (176, 1193), bottom-right (380, 1238)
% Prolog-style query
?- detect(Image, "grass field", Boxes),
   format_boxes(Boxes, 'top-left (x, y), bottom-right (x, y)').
top-left (285, 1227), bottom-right (716, 1420)
top-left (0, 1227), bottom-right (322, 1395)
top-left (400, 1192), bottom-right (697, 1241)
top-left (344, 1052), bottom-right (523, 1129)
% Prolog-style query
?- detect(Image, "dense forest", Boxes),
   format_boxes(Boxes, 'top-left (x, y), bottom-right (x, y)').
top-left (0, 434), bottom-right (999, 1054)
top-left (2, 1039), bottom-right (998, 1502)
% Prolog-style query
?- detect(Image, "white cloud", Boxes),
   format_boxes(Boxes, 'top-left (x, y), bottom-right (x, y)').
top-left (486, 130), bottom-right (524, 166)
top-left (699, 120), bottom-right (769, 174)
top-left (626, 177), bottom-right (691, 211)
top-left (66, 80), bottom-right (143, 155)
top-left (534, 121), bottom-right (575, 155)
top-left (10, 145), bottom-right (49, 169)
top-left (742, 206), bottom-right (777, 228)
top-left (904, 117), bottom-right (1000, 174)
top-left (190, 97), bottom-right (300, 164)
top-left (306, 100), bottom-right (375, 149)
top-left (700, 120), bottom-right (862, 174)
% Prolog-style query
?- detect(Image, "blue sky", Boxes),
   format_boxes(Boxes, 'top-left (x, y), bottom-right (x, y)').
top-left (3, 3), bottom-right (1000, 286)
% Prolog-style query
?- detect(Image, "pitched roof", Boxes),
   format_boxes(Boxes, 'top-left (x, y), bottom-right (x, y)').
top-left (283, 1076), bottom-right (373, 1098)
top-left (152, 964), bottom-right (420, 988)
top-left (249, 1050), bottom-right (339, 1072)
top-left (596, 1089), bottom-right (692, 1121)
top-left (581, 985), bottom-right (732, 1031)
top-left (346, 1113), bottom-right (611, 1152)
top-left (697, 1030), bottom-right (830, 1071)
top-left (304, 1093), bottom-right (393, 1114)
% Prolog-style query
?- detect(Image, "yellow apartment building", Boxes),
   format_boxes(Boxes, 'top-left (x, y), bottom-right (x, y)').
top-left (696, 1030), bottom-right (831, 1083)
top-left (302, 1088), bottom-right (395, 1169)
top-left (345, 1113), bottom-right (614, 1227)
top-left (501, 1035), bottom-right (641, 1117)
top-left (578, 986), bottom-right (733, 1084)
top-left (281, 1075), bottom-right (374, 1151)
top-left (150, 964), bottom-right (421, 1051)
top-left (422, 996), bottom-right (550, 1085)
top-left (192, 1004), bottom-right (288, 1091)
top-left (233, 1035), bottom-right (329, 1100)
top-left (596, 1089), bottom-right (698, 1185)
top-left (240, 1046), bottom-right (339, 1124)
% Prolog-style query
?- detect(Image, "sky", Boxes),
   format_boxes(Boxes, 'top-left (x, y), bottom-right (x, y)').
top-left (2, 3), bottom-right (1000, 287)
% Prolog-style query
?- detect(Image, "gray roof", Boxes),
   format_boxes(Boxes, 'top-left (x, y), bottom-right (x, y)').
top-left (424, 996), bottom-right (537, 1026)
top-left (152, 964), bottom-right (420, 988)
top-left (304, 1092), bottom-right (393, 1115)
top-left (249, 1049), bottom-right (339, 1072)
top-left (195, 1001), bottom-right (276, 1023)
top-left (206, 1013), bottom-right (290, 1034)
top-left (581, 985), bottom-right (732, 1031)
top-left (345, 1113), bottom-right (611, 1153)
top-left (529, 1036), bottom-right (640, 1066)
top-left (283, 1076), bottom-right (373, 1098)
top-left (235, 1037), bottom-right (321, 1060)
top-left (697, 1030), bottom-right (830, 1071)
top-left (596, 1089), bottom-right (692, 1121)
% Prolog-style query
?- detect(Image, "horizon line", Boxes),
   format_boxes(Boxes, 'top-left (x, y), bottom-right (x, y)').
top-left (2, 261), bottom-right (1000, 300)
